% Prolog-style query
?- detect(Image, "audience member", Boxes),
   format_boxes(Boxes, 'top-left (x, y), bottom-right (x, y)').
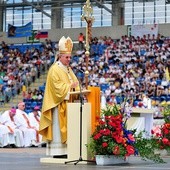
top-left (28, 106), bottom-right (42, 143)
top-left (1, 108), bottom-right (24, 147)
top-left (14, 102), bottom-right (40, 147)
top-left (0, 122), bottom-right (16, 148)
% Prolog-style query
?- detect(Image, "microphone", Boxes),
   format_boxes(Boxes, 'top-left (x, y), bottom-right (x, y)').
top-left (71, 66), bottom-right (85, 74)
top-left (70, 66), bottom-right (85, 104)
top-left (77, 68), bottom-right (85, 74)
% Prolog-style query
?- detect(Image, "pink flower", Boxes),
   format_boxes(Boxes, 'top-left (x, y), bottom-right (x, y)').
top-left (126, 145), bottom-right (135, 156)
top-left (108, 121), bottom-right (117, 128)
top-left (162, 138), bottom-right (169, 145)
top-left (93, 133), bottom-right (102, 140)
top-left (113, 146), bottom-right (120, 155)
top-left (100, 129), bottom-right (110, 136)
top-left (128, 134), bottom-right (135, 142)
top-left (151, 125), bottom-right (162, 137)
top-left (98, 120), bottom-right (106, 125)
top-left (102, 142), bottom-right (108, 148)
top-left (163, 128), bottom-right (169, 135)
top-left (115, 136), bottom-right (124, 144)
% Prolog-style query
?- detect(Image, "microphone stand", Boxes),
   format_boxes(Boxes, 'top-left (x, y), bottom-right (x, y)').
top-left (65, 75), bottom-right (95, 165)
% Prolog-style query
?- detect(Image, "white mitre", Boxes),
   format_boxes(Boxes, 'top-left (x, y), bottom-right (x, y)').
top-left (54, 36), bottom-right (73, 63)
top-left (59, 36), bottom-right (73, 54)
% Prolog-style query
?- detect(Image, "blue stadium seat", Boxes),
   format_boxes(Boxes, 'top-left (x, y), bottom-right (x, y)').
top-left (150, 96), bottom-right (155, 100)
top-left (154, 96), bottom-right (161, 102)
top-left (100, 84), bottom-right (109, 92)
top-left (166, 96), bottom-right (170, 102)
top-left (31, 101), bottom-right (37, 109)
top-left (25, 109), bottom-right (33, 114)
top-left (160, 96), bottom-right (167, 102)
top-left (23, 98), bottom-right (32, 103)
top-left (133, 100), bottom-right (139, 107)
top-left (116, 96), bottom-right (124, 104)
top-left (156, 79), bottom-right (162, 85)
top-left (39, 85), bottom-right (45, 92)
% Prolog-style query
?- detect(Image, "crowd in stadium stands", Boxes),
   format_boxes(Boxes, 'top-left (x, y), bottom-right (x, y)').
top-left (71, 34), bottom-right (170, 117)
top-left (0, 39), bottom-right (54, 104)
top-left (0, 35), bottom-right (170, 107)
top-left (0, 34), bottom-right (169, 147)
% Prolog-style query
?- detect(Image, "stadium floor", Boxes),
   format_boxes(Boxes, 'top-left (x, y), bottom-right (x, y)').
top-left (0, 147), bottom-right (170, 170)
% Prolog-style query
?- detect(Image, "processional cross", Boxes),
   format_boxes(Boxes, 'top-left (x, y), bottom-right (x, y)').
top-left (81, 0), bottom-right (95, 89)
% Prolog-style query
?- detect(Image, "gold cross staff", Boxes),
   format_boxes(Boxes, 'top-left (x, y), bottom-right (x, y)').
top-left (81, 0), bottom-right (95, 89)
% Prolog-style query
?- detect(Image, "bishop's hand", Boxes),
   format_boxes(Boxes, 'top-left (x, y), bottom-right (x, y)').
top-left (71, 82), bottom-right (78, 89)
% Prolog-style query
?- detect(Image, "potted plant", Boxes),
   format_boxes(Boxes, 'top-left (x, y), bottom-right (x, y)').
top-left (87, 104), bottom-right (164, 165)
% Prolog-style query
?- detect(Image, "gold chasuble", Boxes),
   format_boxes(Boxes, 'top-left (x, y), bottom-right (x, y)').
top-left (39, 61), bottom-right (79, 143)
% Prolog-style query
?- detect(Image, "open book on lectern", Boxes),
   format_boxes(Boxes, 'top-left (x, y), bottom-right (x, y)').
top-left (68, 90), bottom-right (91, 103)
top-left (69, 89), bottom-right (91, 95)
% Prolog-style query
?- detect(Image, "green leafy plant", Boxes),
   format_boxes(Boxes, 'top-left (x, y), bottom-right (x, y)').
top-left (134, 131), bottom-right (165, 163)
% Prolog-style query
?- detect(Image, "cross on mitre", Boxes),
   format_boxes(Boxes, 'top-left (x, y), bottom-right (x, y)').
top-left (65, 39), bottom-right (73, 53)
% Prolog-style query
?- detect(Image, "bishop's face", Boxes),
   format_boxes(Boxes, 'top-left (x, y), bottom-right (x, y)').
top-left (59, 54), bottom-right (71, 66)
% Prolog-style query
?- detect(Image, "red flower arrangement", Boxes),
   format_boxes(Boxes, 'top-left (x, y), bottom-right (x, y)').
top-left (87, 104), bottom-right (165, 163)
top-left (87, 104), bottom-right (137, 159)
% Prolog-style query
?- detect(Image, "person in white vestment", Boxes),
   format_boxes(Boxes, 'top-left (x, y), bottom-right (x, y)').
top-left (28, 106), bottom-right (42, 143)
top-left (14, 102), bottom-right (40, 147)
top-left (0, 108), bottom-right (24, 147)
top-left (142, 93), bottom-right (152, 109)
top-left (101, 92), bottom-right (106, 109)
top-left (0, 122), bottom-right (16, 148)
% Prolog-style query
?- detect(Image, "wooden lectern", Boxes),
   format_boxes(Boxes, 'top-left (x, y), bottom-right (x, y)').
top-left (40, 90), bottom-right (92, 164)
top-left (127, 107), bottom-right (154, 137)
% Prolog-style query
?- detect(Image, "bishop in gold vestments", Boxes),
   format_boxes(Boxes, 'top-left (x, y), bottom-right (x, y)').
top-left (39, 36), bottom-right (79, 157)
